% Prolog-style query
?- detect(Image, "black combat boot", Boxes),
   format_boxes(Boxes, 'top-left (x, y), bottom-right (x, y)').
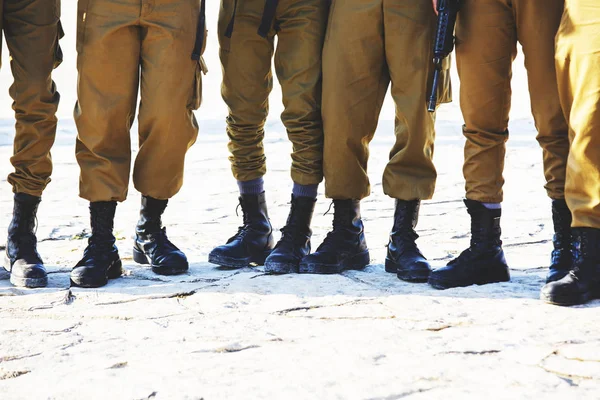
top-left (3, 193), bottom-right (46, 288)
top-left (265, 195), bottom-right (316, 274)
top-left (541, 228), bottom-right (600, 306)
top-left (428, 199), bottom-right (510, 289)
top-left (133, 195), bottom-right (188, 275)
top-left (208, 192), bottom-right (275, 268)
top-left (546, 199), bottom-right (575, 283)
top-left (385, 199), bottom-right (431, 282)
top-left (71, 201), bottom-right (122, 288)
top-left (299, 199), bottom-right (369, 274)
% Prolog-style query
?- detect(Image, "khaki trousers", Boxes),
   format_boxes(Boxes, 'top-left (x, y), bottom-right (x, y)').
top-left (555, 0), bottom-right (600, 228)
top-left (1, 0), bottom-right (63, 197)
top-left (218, 0), bottom-right (328, 185)
top-left (322, 0), bottom-right (451, 201)
top-left (457, 0), bottom-right (569, 203)
top-left (75, 0), bottom-right (205, 202)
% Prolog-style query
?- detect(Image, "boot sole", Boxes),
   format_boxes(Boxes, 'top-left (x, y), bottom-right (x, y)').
top-left (428, 272), bottom-right (510, 290)
top-left (299, 251), bottom-right (370, 274)
top-left (385, 258), bottom-right (430, 283)
top-left (3, 254), bottom-right (47, 288)
top-left (208, 250), bottom-right (272, 269)
top-left (70, 259), bottom-right (123, 288)
top-left (132, 247), bottom-right (189, 276)
top-left (264, 260), bottom-right (299, 274)
top-left (540, 290), bottom-right (598, 307)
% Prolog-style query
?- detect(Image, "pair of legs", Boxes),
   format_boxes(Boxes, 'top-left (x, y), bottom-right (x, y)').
top-left (208, 0), bottom-right (328, 273)
top-left (2, 0), bottom-right (63, 288)
top-left (429, 0), bottom-right (573, 290)
top-left (300, 0), bottom-right (450, 276)
top-left (72, 0), bottom-right (206, 288)
top-left (542, 0), bottom-right (600, 306)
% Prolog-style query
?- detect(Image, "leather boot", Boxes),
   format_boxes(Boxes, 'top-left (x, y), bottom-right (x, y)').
top-left (385, 199), bottom-right (431, 282)
top-left (3, 193), bottom-right (46, 288)
top-left (133, 195), bottom-right (188, 275)
top-left (208, 192), bottom-right (275, 268)
top-left (429, 199), bottom-right (510, 289)
top-left (299, 199), bottom-right (369, 274)
top-left (546, 199), bottom-right (575, 283)
top-left (265, 195), bottom-right (316, 274)
top-left (541, 228), bottom-right (600, 306)
top-left (71, 201), bottom-right (122, 288)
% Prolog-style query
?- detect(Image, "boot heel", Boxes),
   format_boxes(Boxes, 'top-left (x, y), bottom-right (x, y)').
top-left (384, 258), bottom-right (397, 273)
top-left (341, 251), bottom-right (370, 271)
top-left (133, 247), bottom-right (149, 265)
top-left (107, 259), bottom-right (123, 279)
top-left (250, 249), bottom-right (273, 266)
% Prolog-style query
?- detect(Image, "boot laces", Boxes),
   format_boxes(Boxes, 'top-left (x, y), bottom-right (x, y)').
top-left (229, 202), bottom-right (252, 242)
top-left (9, 204), bottom-right (40, 259)
top-left (318, 204), bottom-right (352, 251)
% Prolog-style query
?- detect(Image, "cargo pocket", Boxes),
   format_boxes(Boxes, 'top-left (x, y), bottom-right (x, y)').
top-left (189, 59), bottom-right (208, 110)
top-left (53, 20), bottom-right (65, 69)
top-left (76, 0), bottom-right (92, 54)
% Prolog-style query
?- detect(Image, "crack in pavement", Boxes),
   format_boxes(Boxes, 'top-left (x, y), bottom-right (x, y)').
top-left (442, 350), bottom-right (502, 355)
top-left (0, 352), bottom-right (42, 363)
top-left (93, 284), bottom-right (219, 306)
top-left (0, 370), bottom-right (30, 380)
top-left (40, 322), bottom-right (83, 335)
top-left (28, 289), bottom-right (75, 311)
top-left (365, 387), bottom-right (436, 400)
top-left (274, 298), bottom-right (379, 316)
top-left (192, 345), bottom-right (260, 354)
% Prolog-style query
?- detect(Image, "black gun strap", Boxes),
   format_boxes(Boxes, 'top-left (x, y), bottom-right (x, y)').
top-left (258, 0), bottom-right (278, 38)
top-left (224, 0), bottom-right (278, 39)
top-left (224, 0), bottom-right (238, 38)
top-left (192, 0), bottom-right (207, 60)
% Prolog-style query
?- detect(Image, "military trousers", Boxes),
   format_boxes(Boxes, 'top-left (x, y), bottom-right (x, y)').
top-left (1, 0), bottom-right (63, 197)
top-left (322, 0), bottom-right (450, 201)
top-left (75, 0), bottom-right (206, 202)
top-left (555, 0), bottom-right (600, 228)
top-left (218, 0), bottom-right (327, 185)
top-left (457, 0), bottom-right (569, 203)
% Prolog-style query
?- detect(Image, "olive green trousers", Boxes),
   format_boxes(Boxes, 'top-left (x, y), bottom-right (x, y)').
top-left (1, 0), bottom-right (63, 197)
top-left (322, 0), bottom-right (451, 201)
top-left (218, 0), bottom-right (327, 185)
top-left (75, 0), bottom-right (206, 202)
top-left (457, 0), bottom-right (569, 203)
top-left (555, 0), bottom-right (600, 228)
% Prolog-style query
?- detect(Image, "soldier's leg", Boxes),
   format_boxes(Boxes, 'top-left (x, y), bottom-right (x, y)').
top-left (516, 0), bottom-right (574, 283)
top-left (131, 0), bottom-right (205, 276)
top-left (208, 0), bottom-right (276, 269)
top-left (300, 0), bottom-right (387, 274)
top-left (71, 0), bottom-right (141, 288)
top-left (2, 0), bottom-right (62, 288)
top-left (542, 0), bottom-right (600, 306)
top-left (5, 0), bottom-right (62, 196)
top-left (264, 0), bottom-right (328, 274)
top-left (429, 0), bottom-right (514, 290)
top-left (383, 0), bottom-right (444, 282)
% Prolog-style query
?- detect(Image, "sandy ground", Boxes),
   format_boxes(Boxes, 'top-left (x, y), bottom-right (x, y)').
top-left (1, 4), bottom-right (599, 400)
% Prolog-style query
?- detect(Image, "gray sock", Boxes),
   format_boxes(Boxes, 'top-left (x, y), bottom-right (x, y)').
top-left (482, 202), bottom-right (501, 210)
top-left (292, 183), bottom-right (318, 199)
top-left (237, 177), bottom-right (264, 195)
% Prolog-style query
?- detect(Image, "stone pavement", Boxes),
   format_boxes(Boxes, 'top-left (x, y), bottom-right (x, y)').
top-left (0, 123), bottom-right (599, 399)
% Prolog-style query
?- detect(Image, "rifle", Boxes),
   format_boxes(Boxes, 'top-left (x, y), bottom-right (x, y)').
top-left (427, 0), bottom-right (461, 112)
